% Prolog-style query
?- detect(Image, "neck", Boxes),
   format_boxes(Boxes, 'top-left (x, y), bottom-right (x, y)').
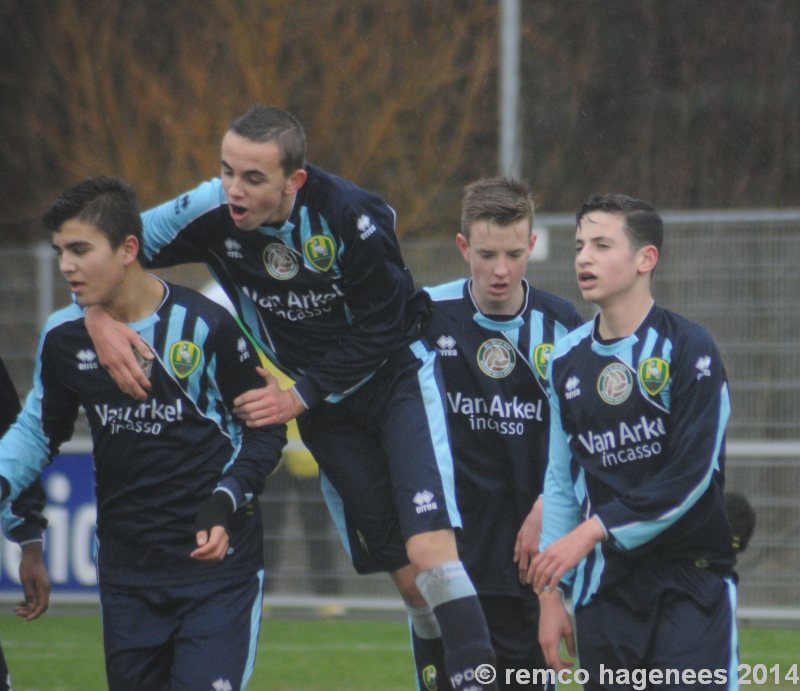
top-left (597, 291), bottom-right (654, 340)
top-left (103, 269), bottom-right (165, 323)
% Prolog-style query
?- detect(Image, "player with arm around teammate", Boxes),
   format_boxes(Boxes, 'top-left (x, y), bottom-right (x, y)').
top-left (425, 177), bottom-right (582, 689)
top-left (531, 194), bottom-right (738, 689)
top-left (0, 357), bottom-right (51, 691)
top-left (0, 177), bottom-right (286, 691)
top-left (78, 106), bottom-right (498, 689)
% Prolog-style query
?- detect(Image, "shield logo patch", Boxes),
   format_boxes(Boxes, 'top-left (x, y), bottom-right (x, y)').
top-left (533, 343), bottom-right (554, 380)
top-left (168, 340), bottom-right (201, 379)
top-left (638, 357), bottom-right (670, 396)
top-left (303, 235), bottom-right (336, 272)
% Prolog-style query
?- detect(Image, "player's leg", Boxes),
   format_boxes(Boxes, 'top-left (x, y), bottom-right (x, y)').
top-left (383, 342), bottom-right (497, 690)
top-left (649, 570), bottom-right (738, 691)
top-left (171, 571), bottom-right (264, 691)
top-left (479, 595), bottom-right (551, 691)
top-left (100, 584), bottom-right (175, 691)
top-left (0, 642), bottom-right (11, 691)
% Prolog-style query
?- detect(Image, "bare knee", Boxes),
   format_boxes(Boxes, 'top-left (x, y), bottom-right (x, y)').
top-left (406, 529), bottom-right (459, 572)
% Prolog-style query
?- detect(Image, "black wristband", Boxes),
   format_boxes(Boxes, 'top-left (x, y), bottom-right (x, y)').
top-left (194, 491), bottom-right (235, 533)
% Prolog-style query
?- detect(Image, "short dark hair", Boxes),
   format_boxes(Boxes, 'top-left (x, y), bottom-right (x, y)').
top-left (576, 193), bottom-right (663, 252)
top-left (461, 177), bottom-right (534, 238)
top-left (43, 176), bottom-right (144, 263)
top-left (229, 105), bottom-right (306, 176)
top-left (724, 491), bottom-right (756, 554)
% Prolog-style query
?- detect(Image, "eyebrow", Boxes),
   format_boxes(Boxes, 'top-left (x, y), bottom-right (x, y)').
top-left (220, 159), bottom-right (266, 177)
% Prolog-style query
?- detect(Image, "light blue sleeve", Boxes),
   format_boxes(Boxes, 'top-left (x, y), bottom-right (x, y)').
top-left (0, 390), bottom-right (51, 502)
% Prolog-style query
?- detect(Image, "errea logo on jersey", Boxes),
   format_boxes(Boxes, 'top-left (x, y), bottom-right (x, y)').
top-left (212, 679), bottom-right (233, 691)
top-left (565, 376), bottom-right (581, 399)
top-left (76, 349), bottom-right (99, 371)
top-left (237, 337), bottom-right (250, 362)
top-left (695, 355), bottom-right (712, 380)
top-left (224, 238), bottom-right (243, 259)
top-left (413, 490), bottom-right (438, 514)
top-left (173, 194), bottom-right (190, 215)
top-left (436, 335), bottom-right (458, 357)
top-left (357, 214), bottom-right (377, 240)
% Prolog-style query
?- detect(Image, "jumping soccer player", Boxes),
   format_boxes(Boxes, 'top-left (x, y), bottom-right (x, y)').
top-left (81, 107), bottom-right (497, 689)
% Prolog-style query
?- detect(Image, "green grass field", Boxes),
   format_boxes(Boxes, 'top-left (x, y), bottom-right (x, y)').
top-left (1, 608), bottom-right (798, 690)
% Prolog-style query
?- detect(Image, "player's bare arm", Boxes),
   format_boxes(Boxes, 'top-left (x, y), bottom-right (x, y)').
top-left (15, 541), bottom-right (51, 621)
top-left (233, 366), bottom-right (306, 427)
top-left (84, 306), bottom-right (152, 400)
top-left (530, 516), bottom-right (606, 593)
top-left (538, 589), bottom-right (576, 671)
top-left (514, 494), bottom-right (543, 585)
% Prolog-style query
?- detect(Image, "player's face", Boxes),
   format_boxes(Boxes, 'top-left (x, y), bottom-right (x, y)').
top-left (575, 211), bottom-right (647, 307)
top-left (52, 219), bottom-right (133, 308)
top-left (220, 131), bottom-right (307, 231)
top-left (456, 218), bottom-right (535, 315)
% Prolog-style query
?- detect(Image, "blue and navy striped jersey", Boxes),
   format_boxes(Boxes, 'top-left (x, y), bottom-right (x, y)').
top-left (141, 165), bottom-right (427, 408)
top-left (541, 303), bottom-right (735, 607)
top-left (0, 357), bottom-right (47, 544)
top-left (425, 278), bottom-right (583, 596)
top-left (0, 281), bottom-right (286, 586)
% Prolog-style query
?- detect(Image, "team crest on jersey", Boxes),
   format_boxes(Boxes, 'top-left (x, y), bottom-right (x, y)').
top-left (477, 338), bottom-right (516, 378)
top-left (533, 343), bottom-right (554, 380)
top-left (168, 341), bottom-right (201, 379)
top-left (303, 234), bottom-right (336, 272)
top-left (597, 362), bottom-right (633, 405)
top-left (422, 664), bottom-right (438, 691)
top-left (638, 357), bottom-right (669, 396)
top-left (263, 242), bottom-right (299, 280)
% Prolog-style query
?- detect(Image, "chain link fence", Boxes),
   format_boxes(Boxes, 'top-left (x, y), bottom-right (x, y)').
top-left (1, 209), bottom-right (798, 615)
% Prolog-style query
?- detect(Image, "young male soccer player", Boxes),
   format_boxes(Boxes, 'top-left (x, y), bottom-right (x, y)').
top-left (83, 106), bottom-right (498, 689)
top-left (531, 194), bottom-right (737, 689)
top-left (425, 178), bottom-right (582, 690)
top-left (0, 356), bottom-right (50, 691)
top-left (0, 177), bottom-right (286, 691)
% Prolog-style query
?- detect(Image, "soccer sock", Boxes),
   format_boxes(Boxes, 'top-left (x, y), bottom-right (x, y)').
top-left (407, 603), bottom-right (449, 691)
top-left (0, 643), bottom-right (10, 691)
top-left (416, 561), bottom-right (498, 691)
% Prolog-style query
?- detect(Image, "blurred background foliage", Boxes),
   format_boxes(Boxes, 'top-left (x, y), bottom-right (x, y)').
top-left (0, 0), bottom-right (797, 240)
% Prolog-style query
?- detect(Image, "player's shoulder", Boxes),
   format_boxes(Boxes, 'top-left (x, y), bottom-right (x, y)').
top-left (651, 305), bottom-right (719, 351)
top-left (163, 282), bottom-right (238, 330)
top-left (302, 165), bottom-right (393, 225)
top-left (552, 319), bottom-right (594, 360)
top-left (424, 278), bottom-right (467, 304)
top-left (529, 286), bottom-right (583, 326)
top-left (41, 303), bottom-right (85, 337)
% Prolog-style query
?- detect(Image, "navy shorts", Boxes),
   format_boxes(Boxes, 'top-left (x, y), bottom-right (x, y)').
top-left (574, 558), bottom-right (738, 691)
top-left (100, 571), bottom-right (264, 691)
top-left (297, 340), bottom-right (460, 574)
top-left (479, 594), bottom-right (550, 691)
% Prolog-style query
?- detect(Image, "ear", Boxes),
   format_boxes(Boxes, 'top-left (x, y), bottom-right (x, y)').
top-left (637, 244), bottom-right (659, 275)
top-left (528, 231), bottom-right (538, 255)
top-left (455, 233), bottom-right (470, 261)
top-left (285, 168), bottom-right (308, 195)
top-left (120, 235), bottom-right (140, 267)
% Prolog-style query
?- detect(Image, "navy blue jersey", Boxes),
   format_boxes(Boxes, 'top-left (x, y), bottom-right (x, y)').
top-left (542, 304), bottom-right (735, 607)
top-left (141, 165), bottom-right (428, 408)
top-left (425, 279), bottom-right (582, 596)
top-left (0, 357), bottom-right (47, 544)
top-left (0, 281), bottom-right (286, 586)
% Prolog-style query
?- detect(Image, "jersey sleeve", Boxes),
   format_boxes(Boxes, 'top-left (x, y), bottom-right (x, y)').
top-left (206, 313), bottom-right (287, 509)
top-left (141, 179), bottom-right (225, 267)
top-left (595, 332), bottom-right (730, 551)
top-left (540, 382), bottom-right (583, 589)
top-left (0, 358), bottom-right (48, 543)
top-left (0, 324), bottom-right (80, 504)
top-left (292, 198), bottom-right (419, 406)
